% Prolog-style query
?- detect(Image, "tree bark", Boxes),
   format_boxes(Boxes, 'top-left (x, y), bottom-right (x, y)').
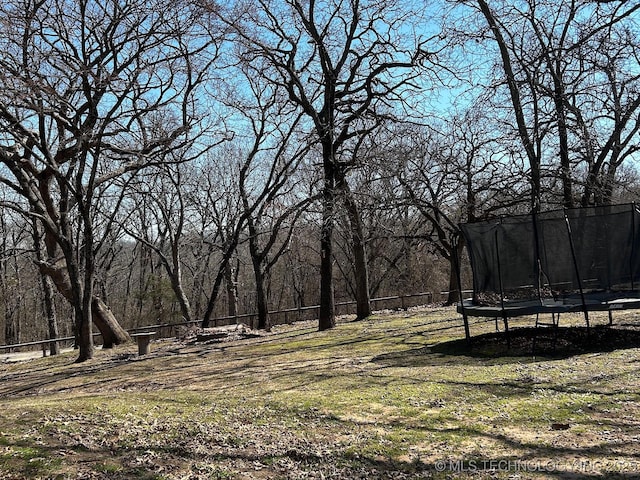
top-left (91, 297), bottom-right (131, 348)
top-left (166, 243), bottom-right (192, 323)
top-left (0, 222), bottom-right (20, 349)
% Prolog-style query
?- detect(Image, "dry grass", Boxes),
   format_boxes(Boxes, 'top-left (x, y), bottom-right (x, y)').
top-left (2, 306), bottom-right (640, 479)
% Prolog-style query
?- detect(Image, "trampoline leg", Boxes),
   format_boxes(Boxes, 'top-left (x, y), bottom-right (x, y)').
top-left (503, 314), bottom-right (510, 348)
top-left (462, 311), bottom-right (471, 345)
top-left (608, 310), bottom-right (613, 326)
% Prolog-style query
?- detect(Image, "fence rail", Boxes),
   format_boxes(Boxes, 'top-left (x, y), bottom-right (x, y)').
top-left (0, 291), bottom-right (464, 353)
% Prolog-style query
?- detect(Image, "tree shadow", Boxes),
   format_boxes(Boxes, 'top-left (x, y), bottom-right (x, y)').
top-left (372, 326), bottom-right (640, 367)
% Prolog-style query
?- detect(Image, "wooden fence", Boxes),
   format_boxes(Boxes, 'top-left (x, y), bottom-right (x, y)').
top-left (0, 291), bottom-right (457, 354)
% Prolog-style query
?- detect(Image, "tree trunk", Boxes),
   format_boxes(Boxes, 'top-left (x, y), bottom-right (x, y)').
top-left (42, 275), bottom-right (60, 355)
top-left (224, 259), bottom-right (239, 320)
top-left (169, 272), bottom-right (193, 324)
top-left (337, 171), bottom-right (371, 320)
top-left (1, 246), bottom-right (20, 349)
top-left (3, 301), bottom-right (19, 349)
top-left (446, 239), bottom-right (466, 305)
top-left (252, 259), bottom-right (270, 330)
top-left (318, 157), bottom-right (336, 331)
top-left (244, 205), bottom-right (271, 330)
top-left (477, 0), bottom-right (541, 211)
top-left (552, 70), bottom-right (573, 209)
top-left (193, 245), bottom-right (215, 320)
top-left (202, 271), bottom-right (224, 328)
top-left (163, 243), bottom-right (192, 323)
top-left (33, 220), bottom-right (60, 355)
top-left (74, 303), bottom-right (94, 362)
top-left (76, 266), bottom-right (95, 362)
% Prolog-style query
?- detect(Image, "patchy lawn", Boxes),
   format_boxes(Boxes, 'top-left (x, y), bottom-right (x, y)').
top-left (2, 306), bottom-right (640, 479)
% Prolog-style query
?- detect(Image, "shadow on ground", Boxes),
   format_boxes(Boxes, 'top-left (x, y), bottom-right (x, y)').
top-left (373, 326), bottom-right (640, 367)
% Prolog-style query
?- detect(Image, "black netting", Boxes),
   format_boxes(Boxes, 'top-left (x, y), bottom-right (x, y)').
top-left (461, 204), bottom-right (640, 305)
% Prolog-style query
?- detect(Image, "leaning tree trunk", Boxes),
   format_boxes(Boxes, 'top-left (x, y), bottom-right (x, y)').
top-left (91, 297), bottom-right (131, 347)
top-left (39, 261), bottom-right (130, 347)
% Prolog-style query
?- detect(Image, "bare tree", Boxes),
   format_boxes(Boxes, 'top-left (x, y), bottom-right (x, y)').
top-left (229, 69), bottom-right (317, 330)
top-left (0, 0), bottom-right (221, 361)
top-left (120, 163), bottom-right (195, 324)
top-left (213, 0), bottom-right (434, 329)
top-left (198, 154), bottom-right (248, 328)
top-left (186, 160), bottom-right (242, 322)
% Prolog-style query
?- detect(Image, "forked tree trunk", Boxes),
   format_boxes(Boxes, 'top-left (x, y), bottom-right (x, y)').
top-left (203, 240), bottom-right (240, 328)
top-left (244, 211), bottom-right (270, 330)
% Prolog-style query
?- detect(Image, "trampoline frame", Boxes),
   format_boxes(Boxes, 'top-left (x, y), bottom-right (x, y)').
top-left (455, 203), bottom-right (640, 342)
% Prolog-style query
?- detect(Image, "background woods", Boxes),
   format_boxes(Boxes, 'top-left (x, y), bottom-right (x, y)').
top-left (1, 0), bottom-right (639, 360)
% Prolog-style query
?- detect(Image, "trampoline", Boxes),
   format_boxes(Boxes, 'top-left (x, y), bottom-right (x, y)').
top-left (455, 203), bottom-right (640, 340)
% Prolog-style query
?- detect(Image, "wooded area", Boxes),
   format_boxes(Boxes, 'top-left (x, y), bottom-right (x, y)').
top-left (1, 0), bottom-right (639, 361)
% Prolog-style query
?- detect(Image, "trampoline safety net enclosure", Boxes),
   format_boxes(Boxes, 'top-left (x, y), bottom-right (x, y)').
top-left (457, 203), bottom-right (640, 318)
